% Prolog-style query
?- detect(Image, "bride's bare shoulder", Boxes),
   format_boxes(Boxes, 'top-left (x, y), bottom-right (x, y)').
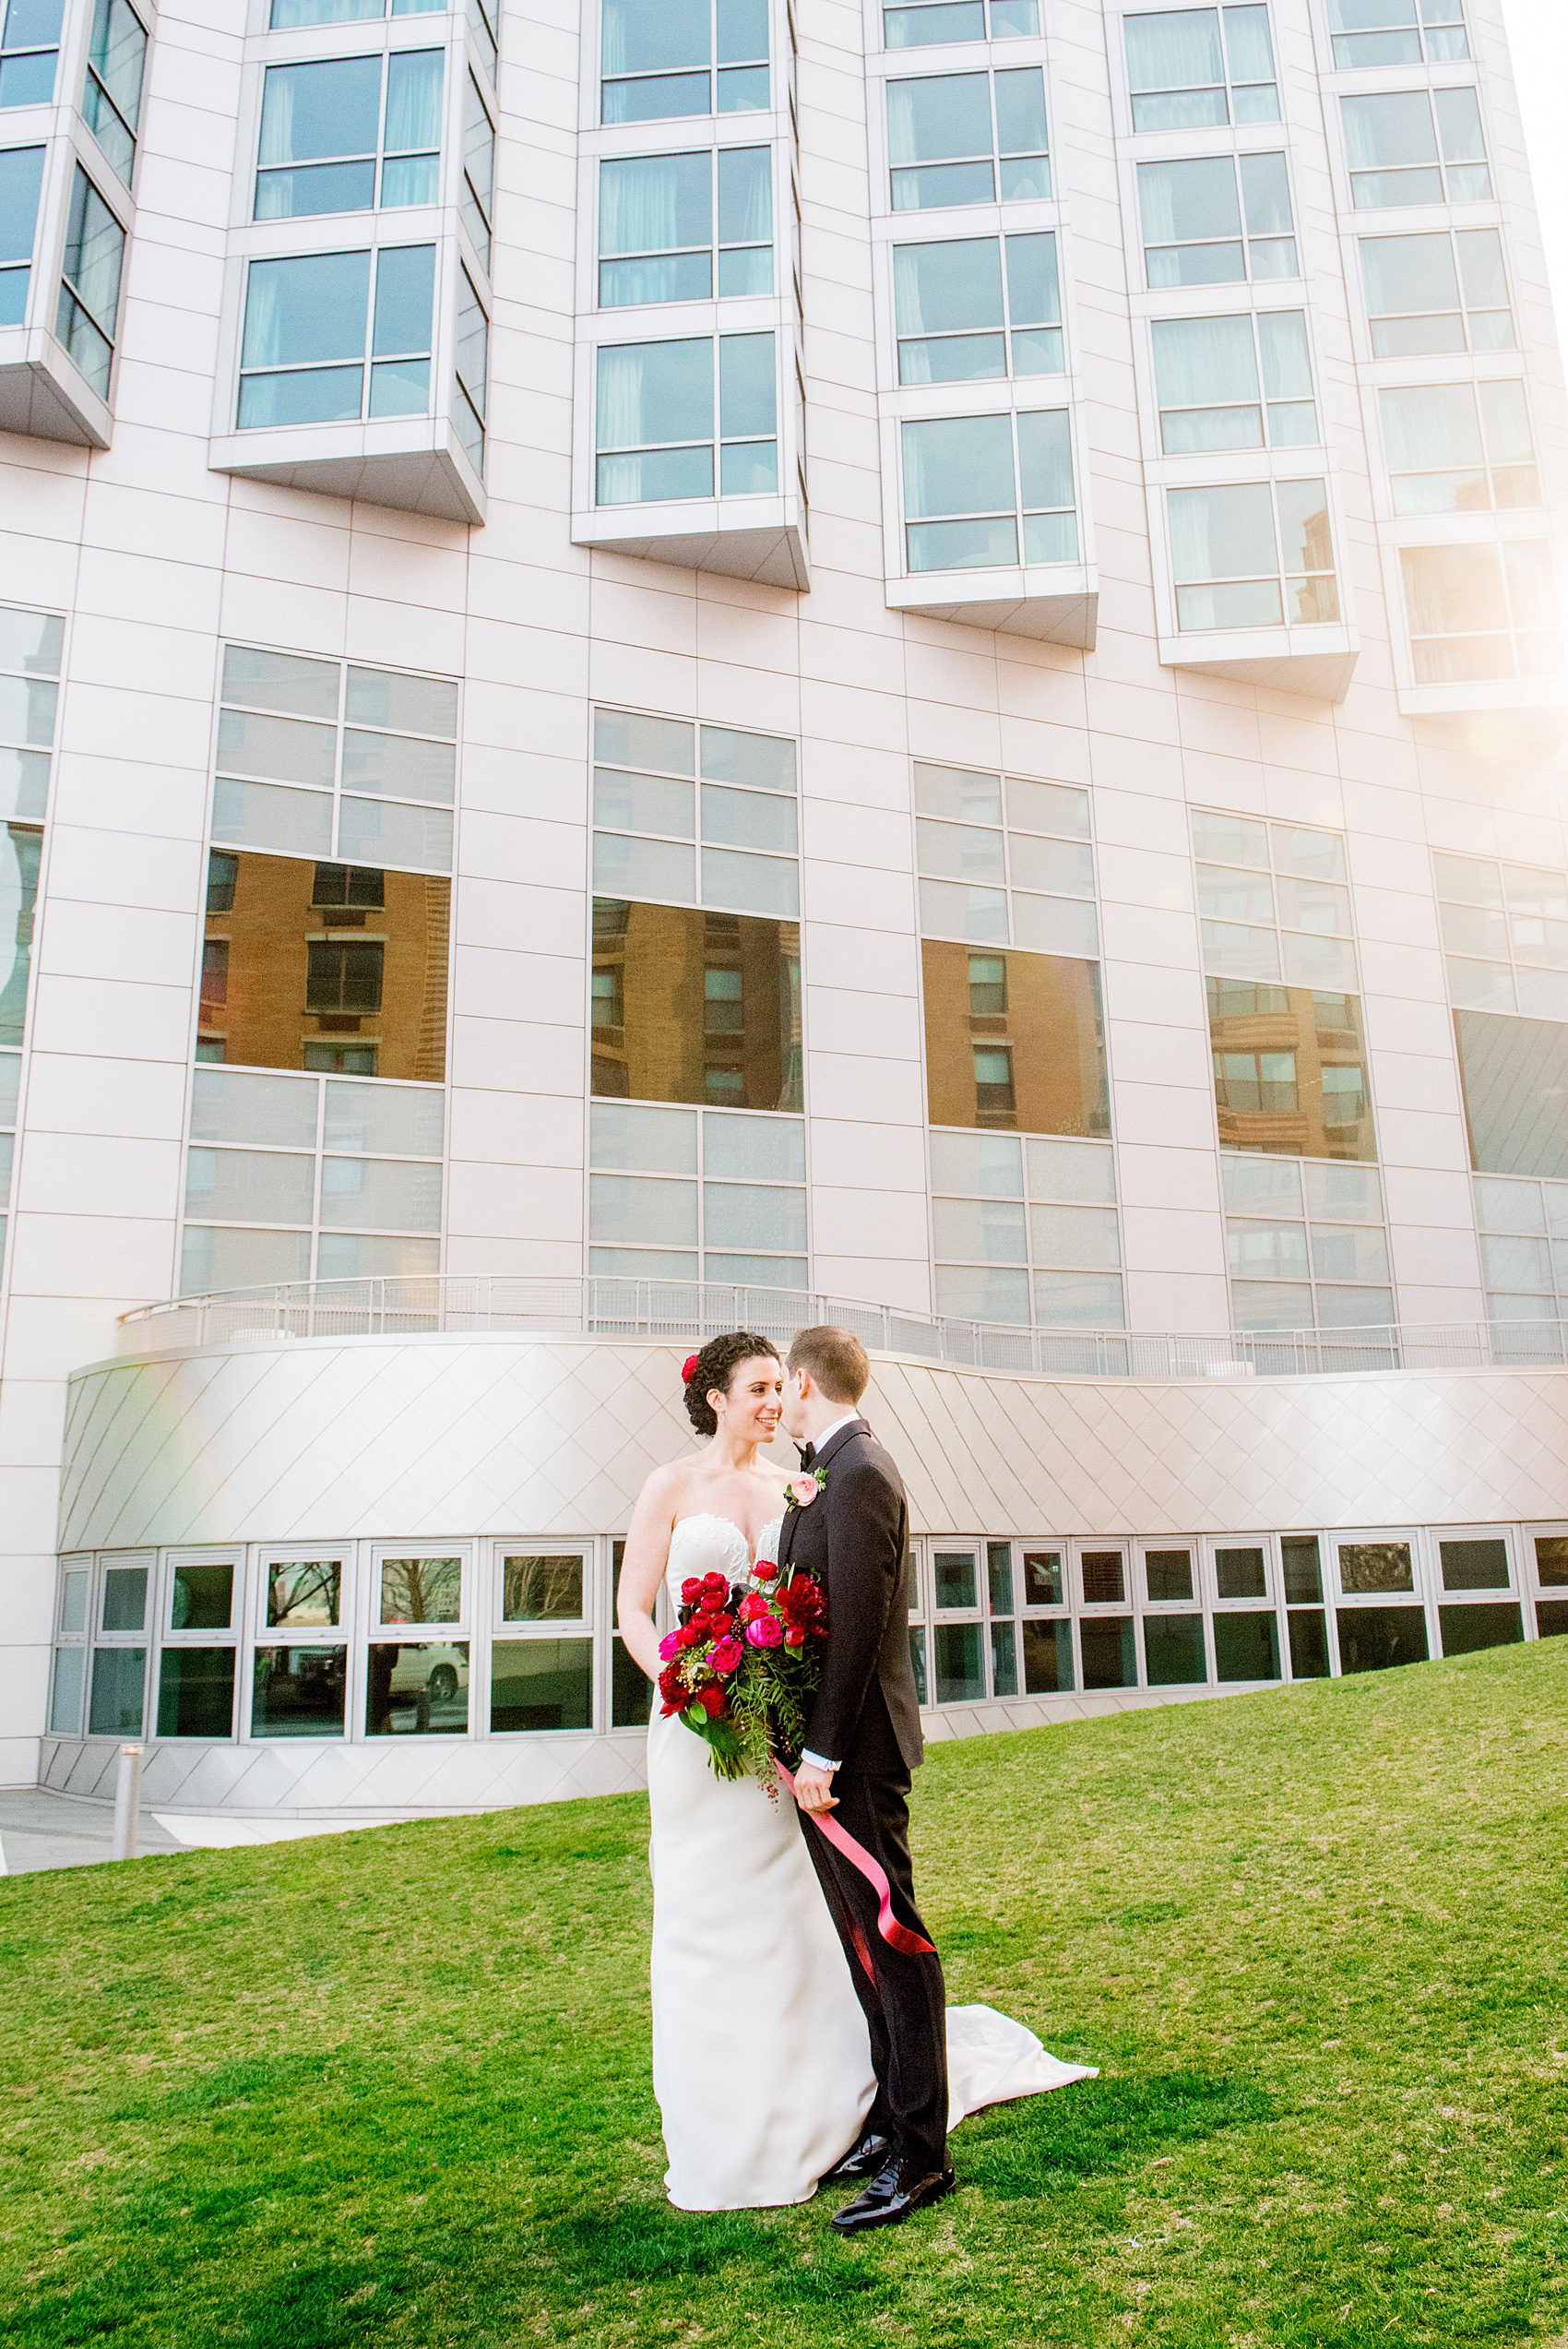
top-left (631, 1458), bottom-right (696, 1518)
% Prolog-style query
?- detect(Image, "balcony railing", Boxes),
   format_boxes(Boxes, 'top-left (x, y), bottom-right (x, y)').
top-left (113, 1274), bottom-right (1568, 1380)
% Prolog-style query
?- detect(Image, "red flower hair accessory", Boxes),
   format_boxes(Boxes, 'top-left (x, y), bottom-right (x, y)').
top-left (682, 1353), bottom-right (699, 1382)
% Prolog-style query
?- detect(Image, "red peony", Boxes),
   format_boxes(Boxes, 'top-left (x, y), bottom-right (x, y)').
top-left (681, 1577), bottom-right (703, 1604)
top-left (706, 1611), bottom-right (733, 1637)
top-left (738, 1592), bottom-right (769, 1623)
top-left (697, 1685), bottom-right (727, 1718)
top-left (785, 1627), bottom-right (806, 1647)
top-left (676, 1623), bottom-right (703, 1650)
top-left (703, 1571), bottom-right (729, 1592)
top-left (753, 1560), bottom-right (779, 1582)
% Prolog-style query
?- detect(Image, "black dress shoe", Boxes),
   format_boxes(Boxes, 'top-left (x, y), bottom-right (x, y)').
top-left (831, 2155), bottom-right (956, 2235)
top-left (818, 2128), bottom-right (892, 2187)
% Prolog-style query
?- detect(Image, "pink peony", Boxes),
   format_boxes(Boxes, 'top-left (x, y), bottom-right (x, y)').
top-left (658, 1630), bottom-right (679, 1661)
top-left (787, 1475), bottom-right (820, 1509)
top-left (746, 1616), bottom-right (784, 1648)
top-left (709, 1637), bottom-right (743, 1675)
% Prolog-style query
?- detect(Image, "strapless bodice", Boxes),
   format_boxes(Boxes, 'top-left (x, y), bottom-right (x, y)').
top-left (665, 1512), bottom-right (784, 1604)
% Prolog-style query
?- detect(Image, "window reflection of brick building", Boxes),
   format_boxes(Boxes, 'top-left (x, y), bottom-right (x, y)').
top-left (198, 850), bottom-right (449, 1082)
top-left (590, 897), bottom-right (802, 1109)
top-left (1207, 980), bottom-right (1375, 1162)
top-left (921, 940), bottom-right (1110, 1136)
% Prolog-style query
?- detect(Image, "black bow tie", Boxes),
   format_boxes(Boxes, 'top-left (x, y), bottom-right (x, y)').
top-left (797, 1442), bottom-right (815, 1469)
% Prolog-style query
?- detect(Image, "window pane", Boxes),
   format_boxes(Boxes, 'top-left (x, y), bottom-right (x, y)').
top-left (491, 1638), bottom-right (592, 1731)
top-left (1336, 1605), bottom-right (1427, 1673)
top-left (1457, 1009), bottom-right (1568, 1180)
top-left (171, 1560), bottom-right (234, 1630)
top-left (503, 1555), bottom-right (586, 1621)
top-left (267, 1558), bottom-right (342, 1628)
top-left (366, 1640), bottom-right (469, 1732)
top-left (1138, 156), bottom-right (1241, 245)
top-left (379, 1555), bottom-right (461, 1623)
top-left (934, 1264), bottom-right (1031, 1322)
top-left (1339, 1541), bottom-right (1414, 1593)
top-left (258, 56), bottom-right (381, 169)
top-left (699, 725), bottom-right (794, 792)
top-left (253, 1646), bottom-right (347, 1736)
top-left (1215, 1544), bottom-right (1267, 1599)
top-left (1169, 482), bottom-right (1276, 579)
top-left (1021, 1617), bottom-right (1073, 1691)
top-left (1080, 1616), bottom-right (1134, 1688)
top-left (157, 1648), bottom-right (236, 1737)
top-left (903, 413), bottom-right (1016, 519)
top-left (1125, 9), bottom-right (1225, 95)
top-left (933, 1195), bottom-right (1028, 1262)
top-left (1153, 313), bottom-right (1259, 410)
top-left (930, 1128), bottom-right (1024, 1197)
top-left (243, 250), bottom-right (370, 366)
top-left (1343, 90), bottom-right (1438, 170)
top-left (1439, 1537), bottom-right (1509, 1592)
top-left (1212, 1612), bottom-right (1279, 1680)
top-left (319, 1154), bottom-right (441, 1230)
top-left (894, 236), bottom-right (1004, 335)
top-left (933, 1621), bottom-right (983, 1702)
top-left (1281, 1534), bottom-right (1322, 1604)
top-left (598, 337), bottom-right (713, 448)
top-left (590, 1171), bottom-right (697, 1246)
top-left (1145, 1614), bottom-right (1206, 1686)
top-left (886, 72), bottom-right (993, 165)
top-left (180, 1224), bottom-right (312, 1293)
top-left (1145, 1547), bottom-right (1194, 1602)
top-left (593, 899), bottom-right (801, 1112)
top-left (924, 941), bottom-right (1109, 1139)
top-left (89, 1646), bottom-right (145, 1735)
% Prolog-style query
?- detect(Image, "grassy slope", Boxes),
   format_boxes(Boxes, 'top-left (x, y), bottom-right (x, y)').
top-left (2, 1641), bottom-right (1565, 2349)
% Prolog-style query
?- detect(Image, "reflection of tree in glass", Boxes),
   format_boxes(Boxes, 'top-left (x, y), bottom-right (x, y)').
top-left (503, 1555), bottom-right (584, 1621)
top-left (380, 1556), bottom-right (461, 1624)
top-left (268, 1558), bottom-right (340, 1628)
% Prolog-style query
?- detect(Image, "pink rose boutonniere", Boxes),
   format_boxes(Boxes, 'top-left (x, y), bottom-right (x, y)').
top-left (785, 1468), bottom-right (828, 1510)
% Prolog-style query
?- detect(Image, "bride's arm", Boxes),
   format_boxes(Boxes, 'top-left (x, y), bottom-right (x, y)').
top-left (617, 1466), bottom-right (683, 1679)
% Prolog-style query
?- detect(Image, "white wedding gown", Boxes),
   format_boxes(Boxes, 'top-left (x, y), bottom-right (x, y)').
top-left (647, 1514), bottom-right (1096, 2211)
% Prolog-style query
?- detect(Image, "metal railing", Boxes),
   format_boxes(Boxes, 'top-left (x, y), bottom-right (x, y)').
top-left (113, 1274), bottom-right (1568, 1380)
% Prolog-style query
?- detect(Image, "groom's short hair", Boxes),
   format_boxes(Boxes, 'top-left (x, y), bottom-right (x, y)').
top-left (787, 1325), bottom-right (870, 1405)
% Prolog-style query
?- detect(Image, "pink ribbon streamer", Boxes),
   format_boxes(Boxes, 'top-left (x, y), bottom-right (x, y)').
top-left (776, 1759), bottom-right (936, 1958)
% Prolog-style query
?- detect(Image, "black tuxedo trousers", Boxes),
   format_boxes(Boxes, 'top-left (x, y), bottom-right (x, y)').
top-left (781, 1420), bottom-right (948, 2173)
top-left (801, 1771), bottom-right (949, 2173)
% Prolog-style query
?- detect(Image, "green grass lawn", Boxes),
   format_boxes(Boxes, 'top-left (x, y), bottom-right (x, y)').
top-left (3, 1640), bottom-right (1566, 2349)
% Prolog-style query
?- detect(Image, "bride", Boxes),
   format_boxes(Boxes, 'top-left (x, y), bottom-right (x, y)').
top-left (618, 1329), bottom-right (1092, 2214)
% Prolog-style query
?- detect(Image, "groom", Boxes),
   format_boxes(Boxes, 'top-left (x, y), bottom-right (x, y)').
top-left (778, 1325), bottom-right (954, 2234)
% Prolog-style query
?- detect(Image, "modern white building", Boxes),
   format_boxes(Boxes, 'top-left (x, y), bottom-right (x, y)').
top-left (2, 0), bottom-right (1566, 1820)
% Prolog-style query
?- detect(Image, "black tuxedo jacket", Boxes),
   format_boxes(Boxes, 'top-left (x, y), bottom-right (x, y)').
top-left (779, 1418), bottom-right (923, 1777)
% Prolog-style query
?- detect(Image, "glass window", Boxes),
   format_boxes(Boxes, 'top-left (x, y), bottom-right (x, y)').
top-left (454, 264), bottom-right (488, 474)
top-left (492, 1638), bottom-right (593, 1731)
top-left (893, 232), bottom-right (1061, 387)
top-left (600, 0), bottom-right (768, 125)
top-left (1360, 227), bottom-right (1511, 359)
top-left (366, 1640), bottom-right (469, 1732)
top-left (1168, 479), bottom-right (1337, 632)
top-left (933, 1621), bottom-right (984, 1703)
top-left (933, 1548), bottom-right (979, 1610)
top-left (1123, 6), bottom-right (1278, 131)
top-left (89, 1646), bottom-right (146, 1735)
top-left (886, 67), bottom-right (1050, 211)
top-left (1208, 981), bottom-right (1376, 1163)
top-left (885, 0), bottom-right (1039, 44)
top-left (1080, 1616), bottom-right (1134, 1688)
top-left (157, 1649), bottom-right (236, 1737)
top-left (1400, 543), bottom-right (1562, 686)
top-left (79, 0), bottom-right (147, 187)
top-left (1081, 1550), bottom-right (1124, 1604)
top-left (1341, 87), bottom-right (1489, 209)
top-left (1145, 1547), bottom-right (1194, 1602)
top-left (502, 1555), bottom-right (587, 1621)
top-left (267, 1558), bottom-right (342, 1627)
top-left (379, 1554), bottom-right (461, 1623)
top-left (0, 0), bottom-right (61, 109)
top-left (1336, 1605), bottom-right (1427, 1673)
top-left (1215, 1544), bottom-right (1267, 1599)
top-left (0, 141), bottom-right (42, 327)
top-left (1339, 1540), bottom-right (1413, 1593)
top-left (1328, 0), bottom-right (1468, 69)
top-left (901, 409), bottom-right (1076, 575)
top-left (1152, 310), bottom-right (1315, 453)
top-left (255, 51), bottom-right (442, 220)
top-left (0, 823), bottom-right (42, 1051)
top-left (1138, 150), bottom-right (1295, 288)
top-left (599, 146), bottom-right (772, 306)
top-left (253, 1646), bottom-right (347, 1736)
top-left (1457, 1010), bottom-right (1568, 1180)
top-left (461, 69), bottom-right (494, 268)
top-left (1212, 1613), bottom-right (1279, 1680)
top-left (1145, 1614), bottom-right (1206, 1685)
top-left (238, 244), bottom-right (434, 429)
top-left (923, 940), bottom-right (1109, 1138)
top-left (593, 898), bottom-right (802, 1111)
top-left (1380, 380), bottom-right (1537, 515)
top-left (593, 705), bottom-right (798, 919)
top-left (595, 330), bottom-right (776, 504)
top-left (1021, 1616), bottom-right (1073, 1691)
top-left (198, 851), bottom-right (450, 1081)
top-left (1439, 1536), bottom-right (1509, 1592)
top-left (1439, 1602), bottom-right (1522, 1656)
top-left (271, 0), bottom-right (445, 24)
top-left (53, 167), bottom-right (125, 401)
top-left (170, 1560), bottom-right (234, 1630)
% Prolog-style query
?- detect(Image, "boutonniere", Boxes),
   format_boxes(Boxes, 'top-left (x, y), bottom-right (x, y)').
top-left (785, 1469), bottom-right (827, 1510)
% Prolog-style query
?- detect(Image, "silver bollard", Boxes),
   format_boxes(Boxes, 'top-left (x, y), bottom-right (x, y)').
top-left (111, 1742), bottom-right (144, 1862)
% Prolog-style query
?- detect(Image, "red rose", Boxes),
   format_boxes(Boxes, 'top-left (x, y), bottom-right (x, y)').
top-left (785, 1627), bottom-right (806, 1647)
top-left (676, 1624), bottom-right (703, 1650)
top-left (707, 1612), bottom-right (733, 1637)
top-left (681, 1577), bottom-right (703, 1604)
top-left (697, 1685), bottom-right (726, 1718)
top-left (738, 1592), bottom-right (768, 1623)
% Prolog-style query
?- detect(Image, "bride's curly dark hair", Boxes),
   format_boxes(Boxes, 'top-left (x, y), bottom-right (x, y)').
top-left (683, 1330), bottom-right (781, 1437)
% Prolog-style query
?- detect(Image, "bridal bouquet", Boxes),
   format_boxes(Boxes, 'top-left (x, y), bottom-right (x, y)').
top-left (657, 1556), bottom-right (829, 1784)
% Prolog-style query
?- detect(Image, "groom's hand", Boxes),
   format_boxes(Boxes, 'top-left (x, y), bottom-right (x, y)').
top-left (793, 1762), bottom-right (838, 1815)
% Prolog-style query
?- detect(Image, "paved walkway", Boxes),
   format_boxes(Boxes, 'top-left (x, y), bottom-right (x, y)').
top-left (0, 1790), bottom-right (442, 1877)
top-left (0, 1789), bottom-right (185, 1876)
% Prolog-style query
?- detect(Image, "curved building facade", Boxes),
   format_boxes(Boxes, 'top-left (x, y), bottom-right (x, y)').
top-left (2, 0), bottom-right (1567, 1810)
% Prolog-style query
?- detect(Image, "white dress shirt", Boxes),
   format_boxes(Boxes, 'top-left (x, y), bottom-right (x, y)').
top-left (799, 1411), bottom-right (861, 1772)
